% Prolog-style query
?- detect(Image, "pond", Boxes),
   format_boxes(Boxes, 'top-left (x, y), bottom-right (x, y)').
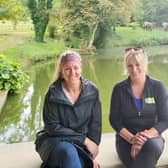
top-left (0, 49), bottom-right (168, 144)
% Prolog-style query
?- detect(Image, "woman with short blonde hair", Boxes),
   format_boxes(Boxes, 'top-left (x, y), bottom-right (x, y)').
top-left (109, 47), bottom-right (168, 168)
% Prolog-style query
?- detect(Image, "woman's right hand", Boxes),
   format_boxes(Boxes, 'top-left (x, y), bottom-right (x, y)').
top-left (84, 137), bottom-right (99, 158)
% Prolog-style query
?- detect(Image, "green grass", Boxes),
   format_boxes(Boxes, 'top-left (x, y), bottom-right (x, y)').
top-left (1, 21), bottom-right (168, 65)
top-left (3, 39), bottom-right (66, 65)
top-left (0, 21), bottom-right (33, 54)
top-left (0, 21), bottom-right (66, 65)
top-left (106, 26), bottom-right (168, 47)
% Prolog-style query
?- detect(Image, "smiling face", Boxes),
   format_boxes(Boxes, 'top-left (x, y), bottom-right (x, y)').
top-left (126, 56), bottom-right (145, 81)
top-left (124, 49), bottom-right (148, 81)
top-left (55, 51), bottom-right (82, 82)
top-left (62, 61), bottom-right (82, 85)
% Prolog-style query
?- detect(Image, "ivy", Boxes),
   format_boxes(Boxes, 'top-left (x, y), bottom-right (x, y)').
top-left (27, 0), bottom-right (53, 42)
top-left (0, 55), bottom-right (29, 93)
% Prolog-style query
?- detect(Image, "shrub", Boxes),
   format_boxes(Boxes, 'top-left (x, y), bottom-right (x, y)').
top-left (0, 55), bottom-right (29, 93)
top-left (132, 37), bottom-right (159, 46)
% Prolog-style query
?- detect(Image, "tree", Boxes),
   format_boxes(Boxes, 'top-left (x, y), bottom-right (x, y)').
top-left (28, 0), bottom-right (53, 42)
top-left (139, 0), bottom-right (168, 26)
top-left (59, 0), bottom-right (99, 48)
top-left (60, 0), bottom-right (137, 48)
top-left (0, 0), bottom-right (11, 17)
top-left (0, 6), bottom-right (11, 16)
top-left (0, 0), bottom-right (25, 21)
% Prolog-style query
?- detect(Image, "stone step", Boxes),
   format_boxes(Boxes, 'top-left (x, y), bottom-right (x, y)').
top-left (0, 131), bottom-right (168, 168)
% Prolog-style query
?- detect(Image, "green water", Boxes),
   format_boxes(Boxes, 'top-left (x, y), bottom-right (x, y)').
top-left (0, 50), bottom-right (168, 143)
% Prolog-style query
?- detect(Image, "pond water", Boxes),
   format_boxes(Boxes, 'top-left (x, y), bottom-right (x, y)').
top-left (1, 50), bottom-right (168, 144)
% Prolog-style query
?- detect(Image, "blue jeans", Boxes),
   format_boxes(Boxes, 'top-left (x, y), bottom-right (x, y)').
top-left (45, 141), bottom-right (85, 168)
top-left (116, 135), bottom-right (164, 168)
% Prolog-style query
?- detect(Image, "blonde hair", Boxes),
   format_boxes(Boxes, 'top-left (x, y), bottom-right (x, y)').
top-left (124, 48), bottom-right (148, 75)
top-left (54, 50), bottom-right (82, 81)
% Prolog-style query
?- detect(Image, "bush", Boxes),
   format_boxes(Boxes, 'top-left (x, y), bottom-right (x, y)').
top-left (132, 37), bottom-right (159, 46)
top-left (0, 55), bottom-right (29, 93)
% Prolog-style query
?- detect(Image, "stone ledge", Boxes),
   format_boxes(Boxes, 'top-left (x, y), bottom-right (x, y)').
top-left (97, 130), bottom-right (168, 168)
top-left (0, 131), bottom-right (168, 168)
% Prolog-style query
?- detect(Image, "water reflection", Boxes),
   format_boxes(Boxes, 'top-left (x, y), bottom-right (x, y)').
top-left (0, 62), bottom-right (55, 143)
top-left (0, 54), bottom-right (168, 144)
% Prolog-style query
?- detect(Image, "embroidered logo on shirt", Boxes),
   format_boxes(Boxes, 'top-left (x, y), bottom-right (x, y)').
top-left (145, 97), bottom-right (155, 104)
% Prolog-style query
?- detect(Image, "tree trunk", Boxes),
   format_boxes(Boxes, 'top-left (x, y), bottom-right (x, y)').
top-left (34, 17), bottom-right (49, 42)
top-left (87, 23), bottom-right (98, 48)
top-left (28, 0), bottom-right (53, 42)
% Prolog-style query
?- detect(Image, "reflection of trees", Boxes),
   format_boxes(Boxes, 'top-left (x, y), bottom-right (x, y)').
top-left (149, 61), bottom-right (168, 90)
top-left (29, 62), bottom-right (55, 140)
top-left (1, 56), bottom-right (168, 142)
top-left (0, 87), bottom-right (29, 143)
top-left (92, 59), bottom-right (124, 132)
top-left (82, 56), bottom-right (125, 132)
top-left (0, 62), bottom-right (56, 143)
top-left (82, 56), bottom-right (99, 84)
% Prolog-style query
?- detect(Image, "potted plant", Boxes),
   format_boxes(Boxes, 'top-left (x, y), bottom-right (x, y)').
top-left (0, 55), bottom-right (29, 112)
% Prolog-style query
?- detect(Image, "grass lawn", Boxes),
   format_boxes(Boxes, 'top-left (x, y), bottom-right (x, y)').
top-left (1, 21), bottom-right (168, 64)
top-left (106, 26), bottom-right (168, 48)
top-left (0, 21), bottom-right (66, 65)
top-left (0, 21), bottom-right (33, 53)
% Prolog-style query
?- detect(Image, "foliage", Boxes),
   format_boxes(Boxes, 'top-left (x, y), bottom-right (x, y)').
top-left (0, 0), bottom-right (26, 21)
top-left (27, 0), bottom-right (53, 42)
top-left (136, 0), bottom-right (168, 26)
top-left (0, 21), bottom-right (66, 64)
top-left (59, 0), bottom-right (98, 48)
top-left (0, 55), bottom-right (29, 93)
top-left (58, 0), bottom-right (137, 49)
top-left (3, 39), bottom-right (66, 64)
top-left (133, 37), bottom-right (159, 46)
top-left (93, 0), bottom-right (138, 48)
top-left (106, 26), bottom-right (168, 47)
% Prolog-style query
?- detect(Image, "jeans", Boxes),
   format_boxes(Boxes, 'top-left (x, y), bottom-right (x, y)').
top-left (116, 135), bottom-right (164, 168)
top-left (45, 141), bottom-right (85, 168)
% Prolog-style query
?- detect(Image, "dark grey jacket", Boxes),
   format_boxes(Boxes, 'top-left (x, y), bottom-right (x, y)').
top-left (109, 76), bottom-right (168, 135)
top-left (35, 77), bottom-right (102, 165)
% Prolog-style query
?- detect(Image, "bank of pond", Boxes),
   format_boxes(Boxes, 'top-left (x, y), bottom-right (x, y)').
top-left (1, 48), bottom-right (168, 144)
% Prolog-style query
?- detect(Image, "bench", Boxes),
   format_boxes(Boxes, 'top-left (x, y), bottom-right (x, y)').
top-left (0, 131), bottom-right (168, 168)
top-left (97, 131), bottom-right (168, 168)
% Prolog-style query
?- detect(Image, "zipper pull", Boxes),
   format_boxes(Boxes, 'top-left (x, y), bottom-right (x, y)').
top-left (138, 111), bottom-right (141, 117)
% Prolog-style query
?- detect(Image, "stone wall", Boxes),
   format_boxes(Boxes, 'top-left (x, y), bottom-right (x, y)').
top-left (0, 90), bottom-right (8, 113)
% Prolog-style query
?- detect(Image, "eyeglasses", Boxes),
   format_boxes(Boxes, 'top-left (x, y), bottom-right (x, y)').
top-left (125, 47), bottom-right (143, 53)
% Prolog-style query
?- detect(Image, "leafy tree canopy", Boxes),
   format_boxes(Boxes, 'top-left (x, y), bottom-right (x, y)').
top-left (58, 0), bottom-right (137, 48)
top-left (0, 0), bottom-right (26, 21)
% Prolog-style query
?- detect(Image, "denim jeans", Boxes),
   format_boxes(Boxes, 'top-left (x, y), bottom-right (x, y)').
top-left (45, 141), bottom-right (85, 168)
top-left (116, 135), bottom-right (164, 168)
